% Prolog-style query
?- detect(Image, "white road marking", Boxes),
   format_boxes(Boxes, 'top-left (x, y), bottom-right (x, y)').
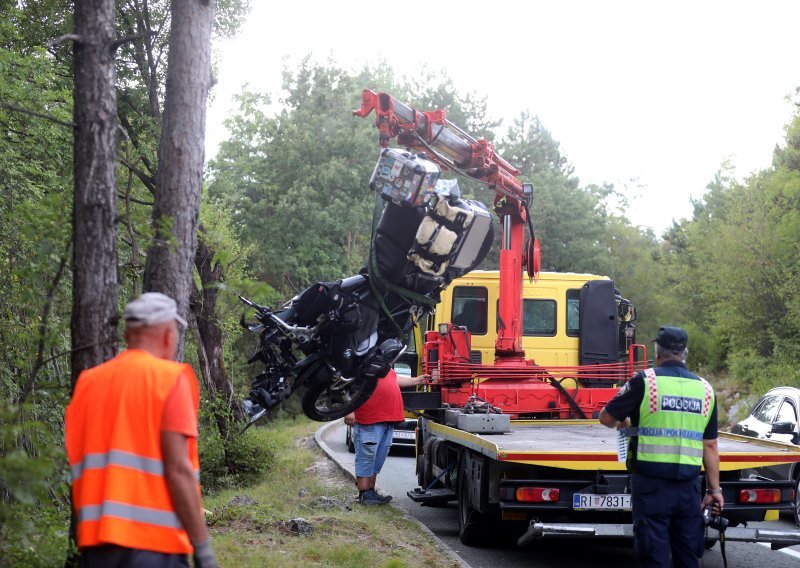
top-left (758, 542), bottom-right (800, 560)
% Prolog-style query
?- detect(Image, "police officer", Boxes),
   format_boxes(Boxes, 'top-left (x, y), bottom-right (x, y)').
top-left (599, 326), bottom-right (724, 568)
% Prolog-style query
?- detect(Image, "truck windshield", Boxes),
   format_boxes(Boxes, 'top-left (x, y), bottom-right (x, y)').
top-left (522, 299), bottom-right (556, 336)
top-left (451, 286), bottom-right (488, 335)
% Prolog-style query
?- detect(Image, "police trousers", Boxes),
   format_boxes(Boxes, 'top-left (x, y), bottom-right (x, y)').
top-left (631, 472), bottom-right (704, 568)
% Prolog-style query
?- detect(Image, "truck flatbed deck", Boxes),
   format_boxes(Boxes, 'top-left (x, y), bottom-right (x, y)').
top-left (428, 419), bottom-right (800, 470)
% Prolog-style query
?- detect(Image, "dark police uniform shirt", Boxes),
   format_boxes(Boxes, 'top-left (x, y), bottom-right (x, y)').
top-left (604, 360), bottom-right (718, 478)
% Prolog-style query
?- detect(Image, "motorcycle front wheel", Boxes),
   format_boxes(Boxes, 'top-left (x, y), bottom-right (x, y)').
top-left (301, 366), bottom-right (379, 422)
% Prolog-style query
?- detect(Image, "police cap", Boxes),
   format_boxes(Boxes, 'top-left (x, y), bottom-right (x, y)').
top-left (653, 325), bottom-right (688, 351)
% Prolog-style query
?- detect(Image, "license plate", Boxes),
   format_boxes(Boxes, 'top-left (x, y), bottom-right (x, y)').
top-left (572, 493), bottom-right (631, 511)
top-left (393, 431), bottom-right (415, 440)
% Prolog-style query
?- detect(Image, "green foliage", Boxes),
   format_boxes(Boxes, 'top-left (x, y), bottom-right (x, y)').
top-left (0, 502), bottom-right (72, 568)
top-left (0, 2), bottom-right (255, 564)
top-left (0, 404), bottom-right (70, 568)
top-left (726, 351), bottom-right (800, 397)
top-left (198, 421), bottom-right (277, 494)
top-left (207, 61), bottom-right (393, 291)
top-left (647, 103), bottom-right (800, 380)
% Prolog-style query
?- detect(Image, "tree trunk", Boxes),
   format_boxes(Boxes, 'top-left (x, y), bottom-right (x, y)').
top-left (69, 3), bottom-right (120, 563)
top-left (144, 0), bottom-right (215, 360)
top-left (190, 224), bottom-right (245, 434)
top-left (71, 0), bottom-right (119, 388)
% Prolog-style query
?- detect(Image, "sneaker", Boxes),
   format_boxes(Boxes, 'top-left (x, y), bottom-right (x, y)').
top-left (374, 490), bottom-right (392, 503)
top-left (359, 489), bottom-right (390, 506)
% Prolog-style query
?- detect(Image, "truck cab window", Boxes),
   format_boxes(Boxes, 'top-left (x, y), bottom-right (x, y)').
top-left (451, 286), bottom-right (488, 335)
top-left (566, 289), bottom-right (580, 337)
top-left (523, 299), bottom-right (556, 336)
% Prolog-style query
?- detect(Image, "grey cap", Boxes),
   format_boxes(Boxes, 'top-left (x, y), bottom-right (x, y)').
top-left (123, 292), bottom-right (187, 328)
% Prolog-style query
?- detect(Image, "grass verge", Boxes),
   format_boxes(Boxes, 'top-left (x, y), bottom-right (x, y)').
top-left (205, 417), bottom-right (460, 568)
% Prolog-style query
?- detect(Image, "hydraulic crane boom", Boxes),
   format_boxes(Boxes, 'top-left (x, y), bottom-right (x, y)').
top-left (354, 89), bottom-right (540, 360)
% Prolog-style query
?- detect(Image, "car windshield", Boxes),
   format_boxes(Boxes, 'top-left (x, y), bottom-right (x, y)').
top-left (753, 395), bottom-right (782, 424)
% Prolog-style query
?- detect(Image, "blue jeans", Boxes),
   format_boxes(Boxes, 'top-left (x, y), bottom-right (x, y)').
top-left (354, 422), bottom-right (394, 478)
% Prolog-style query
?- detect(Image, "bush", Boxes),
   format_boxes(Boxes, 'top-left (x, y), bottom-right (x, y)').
top-left (727, 350), bottom-right (800, 396)
top-left (199, 422), bottom-right (277, 495)
top-left (0, 503), bottom-right (72, 568)
top-left (0, 403), bottom-right (71, 568)
top-left (682, 323), bottom-right (727, 373)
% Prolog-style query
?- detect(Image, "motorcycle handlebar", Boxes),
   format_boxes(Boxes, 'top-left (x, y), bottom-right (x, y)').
top-left (238, 295), bottom-right (268, 312)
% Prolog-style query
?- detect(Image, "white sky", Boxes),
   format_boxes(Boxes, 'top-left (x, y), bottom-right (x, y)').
top-left (206, 0), bottom-right (800, 235)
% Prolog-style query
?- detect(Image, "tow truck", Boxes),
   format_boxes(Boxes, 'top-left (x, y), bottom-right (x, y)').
top-left (354, 89), bottom-right (800, 549)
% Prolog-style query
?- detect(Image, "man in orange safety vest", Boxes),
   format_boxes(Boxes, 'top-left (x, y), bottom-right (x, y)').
top-left (66, 293), bottom-right (217, 567)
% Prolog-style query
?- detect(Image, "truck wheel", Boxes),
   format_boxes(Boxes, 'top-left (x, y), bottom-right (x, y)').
top-left (423, 437), bottom-right (442, 489)
top-left (458, 451), bottom-right (493, 546)
top-left (793, 475), bottom-right (800, 527)
top-left (416, 452), bottom-right (426, 487)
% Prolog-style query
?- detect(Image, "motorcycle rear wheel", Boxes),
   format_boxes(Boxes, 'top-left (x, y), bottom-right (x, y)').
top-left (301, 369), bottom-right (379, 422)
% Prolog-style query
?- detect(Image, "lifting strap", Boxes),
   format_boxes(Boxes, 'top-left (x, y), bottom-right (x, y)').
top-left (367, 195), bottom-right (439, 336)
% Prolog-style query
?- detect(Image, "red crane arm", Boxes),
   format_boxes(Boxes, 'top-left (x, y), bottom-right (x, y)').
top-left (353, 89), bottom-right (525, 211)
top-left (354, 89), bottom-right (538, 358)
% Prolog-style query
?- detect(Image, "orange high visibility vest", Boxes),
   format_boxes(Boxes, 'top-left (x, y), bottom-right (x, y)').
top-left (65, 349), bottom-right (201, 554)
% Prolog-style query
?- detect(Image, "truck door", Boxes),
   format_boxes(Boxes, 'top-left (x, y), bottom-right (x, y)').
top-left (578, 279), bottom-right (618, 367)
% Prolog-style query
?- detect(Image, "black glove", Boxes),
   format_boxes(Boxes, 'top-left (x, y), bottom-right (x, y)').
top-left (192, 540), bottom-right (219, 568)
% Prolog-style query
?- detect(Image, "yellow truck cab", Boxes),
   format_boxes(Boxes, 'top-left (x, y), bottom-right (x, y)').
top-left (440, 270), bottom-right (611, 366)
top-left (397, 270), bottom-right (635, 378)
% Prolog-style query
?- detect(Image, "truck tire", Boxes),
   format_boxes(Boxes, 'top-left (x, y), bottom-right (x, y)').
top-left (416, 452), bottom-right (426, 488)
top-left (458, 451), bottom-right (494, 546)
top-left (794, 473), bottom-right (800, 527)
top-left (424, 437), bottom-right (441, 488)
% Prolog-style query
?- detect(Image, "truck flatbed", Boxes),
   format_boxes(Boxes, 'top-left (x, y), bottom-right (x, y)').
top-left (428, 419), bottom-right (800, 471)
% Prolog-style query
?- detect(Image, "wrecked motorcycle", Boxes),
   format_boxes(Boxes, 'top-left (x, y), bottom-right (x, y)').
top-left (240, 151), bottom-right (494, 424)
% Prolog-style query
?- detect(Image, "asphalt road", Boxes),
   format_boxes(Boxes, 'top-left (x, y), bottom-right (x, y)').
top-left (319, 421), bottom-right (800, 568)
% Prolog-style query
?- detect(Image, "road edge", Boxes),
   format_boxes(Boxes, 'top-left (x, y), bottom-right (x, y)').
top-left (314, 420), bottom-right (472, 568)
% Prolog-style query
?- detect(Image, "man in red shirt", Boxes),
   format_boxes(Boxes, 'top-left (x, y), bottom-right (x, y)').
top-left (344, 369), bottom-right (426, 505)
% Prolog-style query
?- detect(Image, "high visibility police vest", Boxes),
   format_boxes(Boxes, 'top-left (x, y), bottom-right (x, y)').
top-left (65, 349), bottom-right (200, 554)
top-left (633, 368), bottom-right (714, 479)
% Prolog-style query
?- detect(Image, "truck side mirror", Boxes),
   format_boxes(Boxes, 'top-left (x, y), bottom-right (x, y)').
top-left (618, 303), bottom-right (636, 323)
